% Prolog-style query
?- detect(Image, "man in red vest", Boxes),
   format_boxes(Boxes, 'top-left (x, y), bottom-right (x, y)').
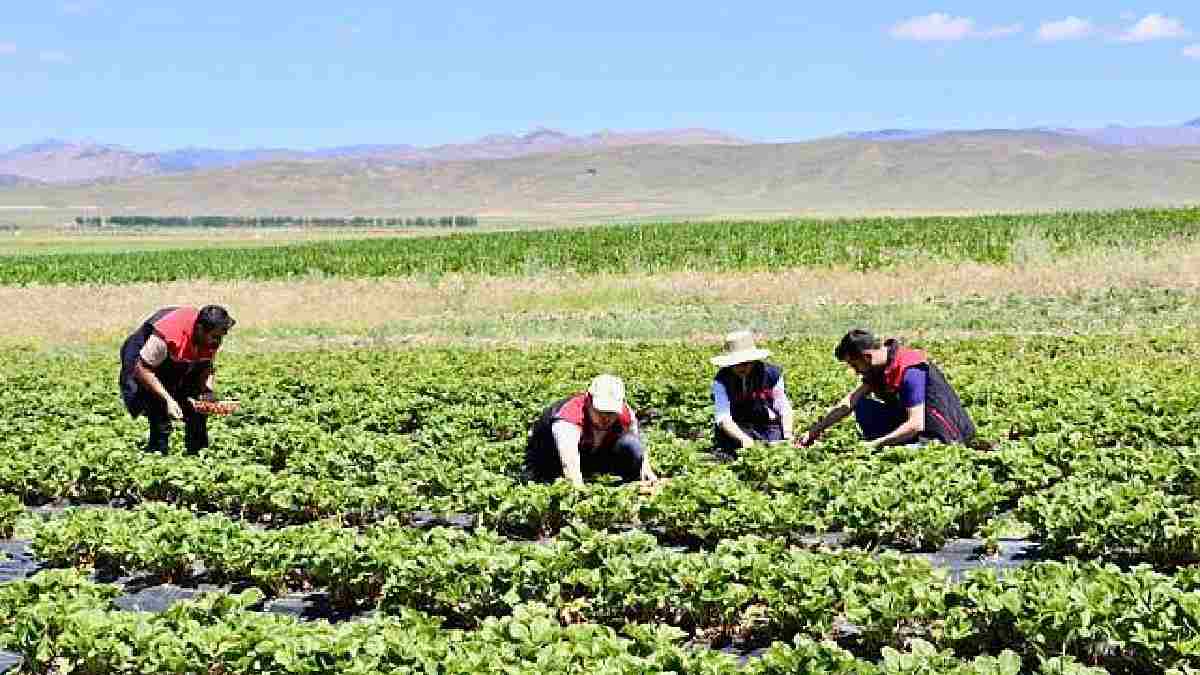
top-left (798, 329), bottom-right (975, 448)
top-left (119, 305), bottom-right (236, 453)
top-left (524, 374), bottom-right (661, 488)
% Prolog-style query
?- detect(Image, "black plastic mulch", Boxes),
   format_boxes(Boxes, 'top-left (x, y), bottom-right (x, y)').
top-left (912, 537), bottom-right (1041, 582)
top-left (0, 541), bottom-right (34, 672)
top-left (0, 540), bottom-right (37, 585)
top-left (112, 581), bottom-right (229, 613)
top-left (0, 502), bottom-right (1043, 628)
top-left (0, 523), bottom-right (1042, 673)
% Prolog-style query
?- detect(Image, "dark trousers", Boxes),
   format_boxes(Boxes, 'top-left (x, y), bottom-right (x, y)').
top-left (525, 430), bottom-right (645, 483)
top-left (142, 394), bottom-right (209, 454)
top-left (713, 421), bottom-right (784, 452)
top-left (855, 397), bottom-right (915, 442)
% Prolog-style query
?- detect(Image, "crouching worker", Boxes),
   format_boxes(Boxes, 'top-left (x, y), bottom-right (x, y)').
top-left (710, 331), bottom-right (794, 456)
top-left (525, 374), bottom-right (660, 487)
top-left (119, 305), bottom-right (235, 453)
top-left (799, 329), bottom-right (975, 449)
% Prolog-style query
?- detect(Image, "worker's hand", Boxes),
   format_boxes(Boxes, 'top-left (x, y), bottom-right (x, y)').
top-left (166, 397), bottom-right (185, 421)
top-left (638, 474), bottom-right (665, 495)
top-left (795, 430), bottom-right (820, 448)
top-left (639, 465), bottom-right (659, 484)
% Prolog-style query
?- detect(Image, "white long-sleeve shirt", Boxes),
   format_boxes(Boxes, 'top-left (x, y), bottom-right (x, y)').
top-left (712, 375), bottom-right (792, 425)
top-left (551, 416), bottom-right (639, 455)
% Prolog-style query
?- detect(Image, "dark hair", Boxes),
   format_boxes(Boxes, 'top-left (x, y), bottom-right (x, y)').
top-left (834, 329), bottom-right (879, 361)
top-left (197, 305), bottom-right (236, 332)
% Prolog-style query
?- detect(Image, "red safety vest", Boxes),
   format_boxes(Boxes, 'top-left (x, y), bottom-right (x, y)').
top-left (552, 393), bottom-right (635, 452)
top-left (152, 307), bottom-right (219, 362)
top-left (881, 346), bottom-right (928, 393)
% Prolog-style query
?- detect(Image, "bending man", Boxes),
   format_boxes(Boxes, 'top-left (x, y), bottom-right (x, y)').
top-left (799, 329), bottom-right (975, 449)
top-left (525, 374), bottom-right (659, 487)
top-left (119, 305), bottom-right (235, 453)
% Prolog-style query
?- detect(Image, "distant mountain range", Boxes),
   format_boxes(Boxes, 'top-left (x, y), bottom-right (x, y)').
top-left (3, 118), bottom-right (1200, 186)
top-left (0, 128), bottom-right (745, 184)
top-left (845, 118), bottom-right (1200, 147)
top-left (0, 174), bottom-right (39, 187)
top-left (5, 130), bottom-right (1200, 224)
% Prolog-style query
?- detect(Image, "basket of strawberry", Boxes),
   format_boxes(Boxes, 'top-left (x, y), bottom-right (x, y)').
top-left (188, 397), bottom-right (240, 416)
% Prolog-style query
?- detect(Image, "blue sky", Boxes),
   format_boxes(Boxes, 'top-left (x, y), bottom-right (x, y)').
top-left (2, 1), bottom-right (1198, 150)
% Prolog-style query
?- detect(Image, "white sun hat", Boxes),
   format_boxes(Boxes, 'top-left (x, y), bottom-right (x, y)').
top-left (588, 374), bottom-right (626, 413)
top-left (709, 330), bottom-right (771, 368)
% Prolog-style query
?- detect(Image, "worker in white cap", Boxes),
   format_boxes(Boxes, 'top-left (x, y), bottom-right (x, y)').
top-left (710, 330), bottom-right (794, 456)
top-left (524, 374), bottom-right (660, 487)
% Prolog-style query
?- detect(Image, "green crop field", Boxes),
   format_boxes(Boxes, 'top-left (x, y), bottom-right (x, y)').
top-left (2, 207), bottom-right (1198, 285)
top-left (3, 332), bottom-right (1200, 672)
top-left (3, 207), bottom-right (1200, 672)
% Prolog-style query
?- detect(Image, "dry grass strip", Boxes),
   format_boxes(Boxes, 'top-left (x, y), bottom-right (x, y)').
top-left (2, 241), bottom-right (1198, 347)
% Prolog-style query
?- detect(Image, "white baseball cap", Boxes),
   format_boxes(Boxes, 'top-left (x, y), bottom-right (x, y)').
top-left (587, 374), bottom-right (625, 413)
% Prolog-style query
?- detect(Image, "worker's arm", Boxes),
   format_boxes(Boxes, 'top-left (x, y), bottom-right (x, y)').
top-left (718, 418), bottom-right (753, 448)
top-left (866, 368), bottom-right (927, 449)
top-left (134, 360), bottom-right (183, 420)
top-left (639, 453), bottom-right (658, 482)
top-left (799, 383), bottom-right (870, 446)
top-left (774, 374), bottom-right (795, 442)
top-left (628, 417), bottom-right (658, 483)
top-left (550, 420), bottom-right (586, 487)
top-left (866, 404), bottom-right (924, 448)
top-left (713, 380), bottom-right (754, 449)
top-left (135, 335), bottom-right (183, 420)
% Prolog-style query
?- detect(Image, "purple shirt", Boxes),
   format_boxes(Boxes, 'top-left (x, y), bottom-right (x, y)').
top-left (899, 367), bottom-right (927, 409)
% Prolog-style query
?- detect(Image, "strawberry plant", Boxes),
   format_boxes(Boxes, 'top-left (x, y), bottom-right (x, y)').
top-left (0, 493), bottom-right (20, 538)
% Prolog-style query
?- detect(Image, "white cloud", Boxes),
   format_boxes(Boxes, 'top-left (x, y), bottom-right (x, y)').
top-left (1185, 44), bottom-right (1200, 59)
top-left (889, 13), bottom-right (1022, 41)
top-left (978, 23), bottom-right (1023, 38)
top-left (0, 42), bottom-right (16, 55)
top-left (1037, 17), bottom-right (1096, 42)
top-left (1118, 13), bottom-right (1190, 42)
top-left (890, 13), bottom-right (974, 41)
top-left (39, 50), bottom-right (70, 63)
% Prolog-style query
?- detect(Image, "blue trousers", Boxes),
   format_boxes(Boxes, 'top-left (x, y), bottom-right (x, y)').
top-left (855, 397), bottom-right (909, 441)
top-left (713, 421), bottom-right (785, 452)
top-left (525, 431), bottom-right (645, 483)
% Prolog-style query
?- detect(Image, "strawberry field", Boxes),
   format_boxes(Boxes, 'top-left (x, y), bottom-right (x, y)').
top-left (2, 334), bottom-right (1200, 673)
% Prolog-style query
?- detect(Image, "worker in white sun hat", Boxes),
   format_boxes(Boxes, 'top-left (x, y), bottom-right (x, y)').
top-left (524, 374), bottom-right (660, 488)
top-left (710, 330), bottom-right (794, 457)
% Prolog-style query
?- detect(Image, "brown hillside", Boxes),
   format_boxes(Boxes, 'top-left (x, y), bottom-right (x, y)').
top-left (3, 131), bottom-right (1199, 224)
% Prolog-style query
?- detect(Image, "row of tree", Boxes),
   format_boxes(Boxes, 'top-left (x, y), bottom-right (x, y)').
top-left (72, 215), bottom-right (479, 228)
